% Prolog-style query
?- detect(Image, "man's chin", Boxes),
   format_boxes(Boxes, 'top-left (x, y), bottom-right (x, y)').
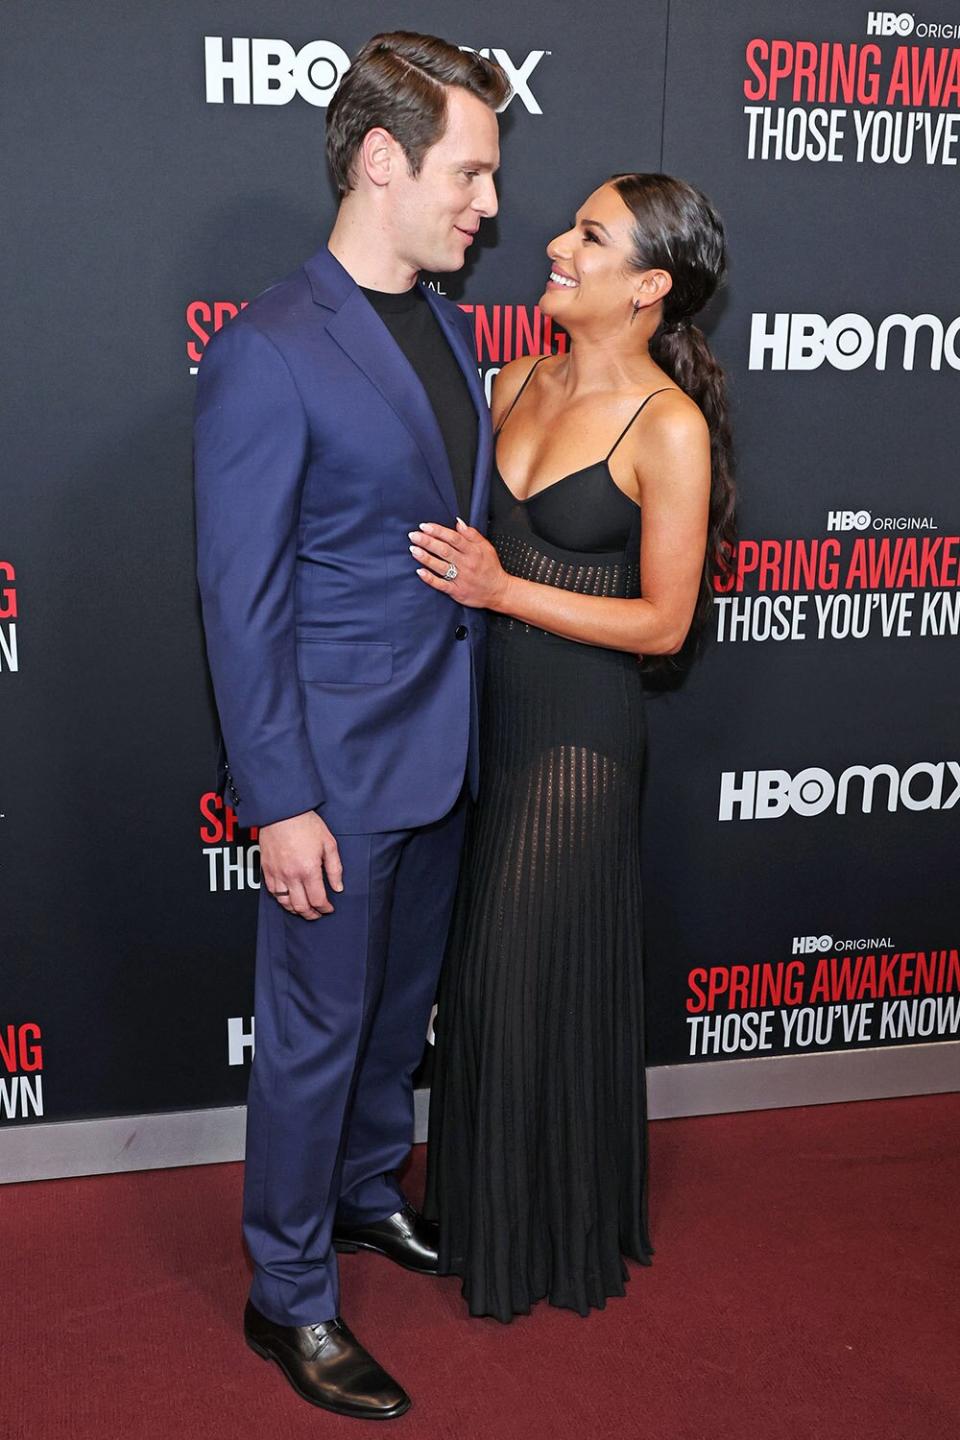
top-left (421, 252), bottom-right (468, 275)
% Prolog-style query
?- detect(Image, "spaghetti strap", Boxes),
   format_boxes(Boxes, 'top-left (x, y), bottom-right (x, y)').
top-left (494, 355), bottom-right (550, 436)
top-left (605, 388), bottom-right (672, 461)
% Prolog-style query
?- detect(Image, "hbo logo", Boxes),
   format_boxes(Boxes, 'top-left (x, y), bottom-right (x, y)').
top-left (865, 12), bottom-right (915, 35)
top-left (205, 37), bottom-right (350, 106)
top-left (826, 510), bottom-right (871, 531)
top-left (792, 935), bottom-right (833, 954)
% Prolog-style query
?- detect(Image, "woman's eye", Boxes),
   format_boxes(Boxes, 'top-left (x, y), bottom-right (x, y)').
top-left (583, 230), bottom-right (600, 244)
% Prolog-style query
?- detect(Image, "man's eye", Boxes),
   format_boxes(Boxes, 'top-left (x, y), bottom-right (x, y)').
top-left (463, 170), bottom-right (479, 180)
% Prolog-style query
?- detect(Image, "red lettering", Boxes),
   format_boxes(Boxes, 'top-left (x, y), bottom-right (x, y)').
top-left (732, 540), bottom-right (759, 592)
top-left (199, 792), bottom-right (259, 844)
top-left (878, 952), bottom-right (900, 995)
top-left (213, 301), bottom-right (241, 332)
top-left (186, 301), bottom-right (213, 364)
top-left (543, 315), bottom-right (569, 356)
top-left (790, 539), bottom-right (816, 590)
top-left (858, 954), bottom-right (879, 999)
top-left (744, 38), bottom-right (769, 100)
top-left (896, 538), bottom-right (919, 588)
top-left (743, 38), bottom-right (882, 104)
top-left (918, 537), bottom-right (943, 587)
top-left (757, 539), bottom-right (783, 591)
top-left (706, 969), bottom-right (731, 1009)
top-left (887, 45), bottom-right (960, 107)
top-left (186, 300), bottom-right (248, 364)
top-left (808, 959), bottom-right (829, 1003)
top-left (728, 965), bottom-right (750, 1009)
top-left (0, 1023), bottom-right (42, 1073)
top-left (833, 955), bottom-right (864, 1001)
top-left (816, 539), bottom-right (842, 590)
top-left (768, 40), bottom-right (794, 101)
top-left (686, 968), bottom-right (708, 1014)
top-left (18, 1024), bottom-right (42, 1072)
top-left (199, 791), bottom-right (225, 844)
top-left (475, 305), bottom-right (501, 365)
top-left (945, 49), bottom-right (960, 107)
top-left (514, 305), bottom-right (541, 359)
top-left (0, 1025), bottom-right (15, 1071)
top-left (872, 538), bottom-right (905, 588)
top-left (0, 561), bottom-right (16, 620)
top-left (794, 41), bottom-right (818, 101)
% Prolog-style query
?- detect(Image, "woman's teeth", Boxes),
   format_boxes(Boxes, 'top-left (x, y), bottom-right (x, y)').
top-left (550, 271), bottom-right (577, 287)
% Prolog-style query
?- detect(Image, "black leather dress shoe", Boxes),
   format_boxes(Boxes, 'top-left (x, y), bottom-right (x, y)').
top-left (333, 1202), bottom-right (440, 1274)
top-left (244, 1300), bottom-right (410, 1420)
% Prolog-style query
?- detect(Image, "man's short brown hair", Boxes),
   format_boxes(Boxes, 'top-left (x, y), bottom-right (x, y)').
top-left (326, 32), bottom-right (510, 196)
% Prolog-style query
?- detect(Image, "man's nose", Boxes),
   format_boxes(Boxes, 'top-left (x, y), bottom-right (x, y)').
top-left (474, 174), bottom-right (499, 218)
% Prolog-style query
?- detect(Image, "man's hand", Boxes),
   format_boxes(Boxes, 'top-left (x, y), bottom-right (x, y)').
top-left (259, 810), bottom-right (344, 920)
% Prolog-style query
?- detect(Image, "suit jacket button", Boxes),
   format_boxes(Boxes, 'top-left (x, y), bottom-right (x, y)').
top-left (454, 625), bottom-right (468, 641)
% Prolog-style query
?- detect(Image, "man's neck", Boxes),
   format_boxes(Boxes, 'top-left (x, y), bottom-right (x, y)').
top-left (328, 203), bottom-right (418, 293)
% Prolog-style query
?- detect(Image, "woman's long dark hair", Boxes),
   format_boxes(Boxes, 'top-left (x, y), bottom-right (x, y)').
top-left (609, 173), bottom-right (736, 667)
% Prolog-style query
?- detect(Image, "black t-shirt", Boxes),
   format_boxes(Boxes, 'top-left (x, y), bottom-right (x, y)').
top-left (360, 283), bottom-right (477, 520)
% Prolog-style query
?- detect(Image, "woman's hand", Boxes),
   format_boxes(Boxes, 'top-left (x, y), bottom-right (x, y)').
top-left (409, 518), bottom-right (511, 611)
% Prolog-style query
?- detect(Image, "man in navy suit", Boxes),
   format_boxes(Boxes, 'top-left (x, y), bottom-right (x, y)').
top-left (194, 34), bottom-right (508, 1419)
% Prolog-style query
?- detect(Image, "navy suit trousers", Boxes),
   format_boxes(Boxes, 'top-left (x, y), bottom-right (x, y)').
top-left (242, 790), bottom-right (467, 1325)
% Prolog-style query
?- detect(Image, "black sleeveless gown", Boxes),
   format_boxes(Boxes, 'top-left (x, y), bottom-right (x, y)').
top-left (425, 365), bottom-right (666, 1322)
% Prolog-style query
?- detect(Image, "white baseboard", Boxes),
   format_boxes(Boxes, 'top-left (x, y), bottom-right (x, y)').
top-left (2, 1041), bottom-right (957, 1185)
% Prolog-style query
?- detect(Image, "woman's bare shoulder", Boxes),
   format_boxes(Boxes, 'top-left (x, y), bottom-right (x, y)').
top-left (490, 353), bottom-right (550, 428)
top-left (627, 387), bottom-right (711, 497)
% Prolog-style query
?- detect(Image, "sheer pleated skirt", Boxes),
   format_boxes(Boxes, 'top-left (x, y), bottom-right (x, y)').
top-left (426, 621), bottom-right (653, 1322)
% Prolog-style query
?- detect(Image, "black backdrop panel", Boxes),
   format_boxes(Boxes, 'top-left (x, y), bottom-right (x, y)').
top-left (1, 3), bottom-right (956, 1131)
top-left (642, 1), bottom-right (960, 1067)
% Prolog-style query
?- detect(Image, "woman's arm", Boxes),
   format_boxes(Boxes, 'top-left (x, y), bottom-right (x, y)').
top-left (410, 394), bottom-right (711, 656)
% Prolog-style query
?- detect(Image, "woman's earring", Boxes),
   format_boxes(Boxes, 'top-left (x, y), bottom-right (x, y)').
top-left (630, 299), bottom-right (641, 325)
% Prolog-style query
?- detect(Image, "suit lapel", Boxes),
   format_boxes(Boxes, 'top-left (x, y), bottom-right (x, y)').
top-left (422, 287), bottom-right (491, 531)
top-left (305, 248), bottom-right (490, 524)
top-left (325, 292), bottom-right (459, 517)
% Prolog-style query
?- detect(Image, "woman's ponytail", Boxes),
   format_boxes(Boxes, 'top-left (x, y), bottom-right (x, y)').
top-left (650, 320), bottom-right (737, 659)
top-left (609, 173), bottom-right (738, 667)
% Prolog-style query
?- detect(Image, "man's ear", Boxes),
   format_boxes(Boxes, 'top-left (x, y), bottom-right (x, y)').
top-left (359, 127), bottom-right (397, 188)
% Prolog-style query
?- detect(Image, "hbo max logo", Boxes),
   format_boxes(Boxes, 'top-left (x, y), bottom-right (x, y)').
top-left (749, 313), bottom-right (960, 371)
top-left (718, 761), bottom-right (960, 820)
top-left (204, 37), bottom-right (548, 112)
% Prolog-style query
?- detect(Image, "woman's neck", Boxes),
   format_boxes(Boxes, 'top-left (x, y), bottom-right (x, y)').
top-left (554, 331), bottom-right (662, 397)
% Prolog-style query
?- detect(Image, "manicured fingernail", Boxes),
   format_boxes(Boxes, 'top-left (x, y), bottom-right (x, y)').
top-left (416, 568), bottom-right (428, 578)
top-left (409, 545), bottom-right (420, 556)
top-left (456, 515), bottom-right (466, 525)
top-left (420, 523), bottom-right (434, 533)
top-left (408, 530), bottom-right (419, 540)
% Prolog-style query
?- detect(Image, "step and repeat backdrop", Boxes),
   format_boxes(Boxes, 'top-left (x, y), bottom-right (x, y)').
top-left (2, 1), bottom-right (958, 1138)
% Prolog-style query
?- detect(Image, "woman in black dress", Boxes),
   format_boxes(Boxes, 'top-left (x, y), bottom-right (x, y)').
top-left (411, 174), bottom-right (736, 1322)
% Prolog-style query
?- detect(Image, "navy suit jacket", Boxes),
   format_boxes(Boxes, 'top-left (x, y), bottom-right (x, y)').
top-left (194, 246), bottom-right (491, 833)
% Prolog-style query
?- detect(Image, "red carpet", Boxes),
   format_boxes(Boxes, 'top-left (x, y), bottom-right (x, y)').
top-left (3, 1094), bottom-right (958, 1440)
